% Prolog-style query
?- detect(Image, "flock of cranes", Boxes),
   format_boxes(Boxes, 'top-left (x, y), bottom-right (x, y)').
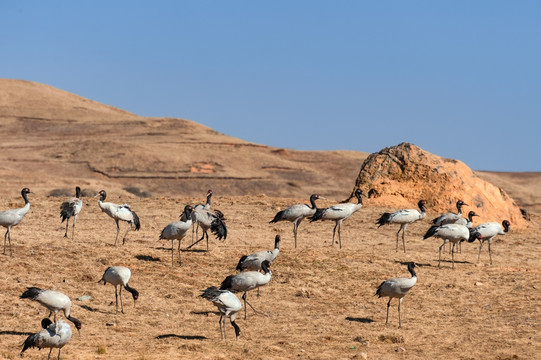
top-left (0, 186), bottom-right (512, 356)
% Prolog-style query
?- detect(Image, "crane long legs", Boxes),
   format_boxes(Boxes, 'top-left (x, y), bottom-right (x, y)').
top-left (3, 227), bottom-right (13, 257)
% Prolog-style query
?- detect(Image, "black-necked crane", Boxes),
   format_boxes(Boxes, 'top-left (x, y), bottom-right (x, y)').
top-left (98, 266), bottom-right (139, 313)
top-left (308, 189), bottom-right (364, 249)
top-left (192, 189), bottom-right (213, 242)
top-left (220, 260), bottom-right (272, 319)
top-left (0, 187), bottom-right (31, 257)
top-left (432, 200), bottom-right (467, 226)
top-left (21, 318), bottom-right (72, 360)
top-left (200, 286), bottom-right (242, 340)
top-left (376, 200), bottom-right (427, 253)
top-left (97, 190), bottom-right (140, 246)
top-left (59, 186), bottom-right (83, 240)
top-left (236, 234), bottom-right (280, 296)
top-left (468, 220), bottom-right (510, 265)
top-left (20, 287), bottom-right (82, 334)
top-left (159, 205), bottom-right (193, 266)
top-left (269, 194), bottom-right (323, 248)
top-left (423, 223), bottom-right (472, 268)
top-left (447, 210), bottom-right (479, 254)
top-left (188, 208), bottom-right (227, 251)
top-left (375, 262), bottom-right (417, 328)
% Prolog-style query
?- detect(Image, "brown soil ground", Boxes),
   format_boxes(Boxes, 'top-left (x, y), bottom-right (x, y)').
top-left (0, 193), bottom-right (539, 360)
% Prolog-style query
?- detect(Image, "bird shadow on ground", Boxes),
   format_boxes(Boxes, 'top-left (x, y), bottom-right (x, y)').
top-left (191, 310), bottom-right (220, 317)
top-left (155, 334), bottom-right (207, 341)
top-left (182, 249), bottom-right (207, 253)
top-left (345, 317), bottom-right (375, 324)
top-left (78, 304), bottom-right (106, 313)
top-left (0, 330), bottom-right (33, 336)
top-left (135, 254), bottom-right (161, 262)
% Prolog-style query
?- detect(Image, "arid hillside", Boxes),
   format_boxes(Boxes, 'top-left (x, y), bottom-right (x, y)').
top-left (0, 79), bottom-right (367, 200)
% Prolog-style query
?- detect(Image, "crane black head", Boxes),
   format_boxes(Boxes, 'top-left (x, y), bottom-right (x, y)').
top-left (41, 318), bottom-right (53, 329)
top-left (456, 200), bottom-right (467, 208)
top-left (75, 186), bottom-right (82, 198)
top-left (98, 190), bottom-right (107, 201)
top-left (261, 260), bottom-right (271, 273)
top-left (21, 188), bottom-right (31, 203)
top-left (418, 200), bottom-right (427, 211)
top-left (502, 220), bottom-right (511, 232)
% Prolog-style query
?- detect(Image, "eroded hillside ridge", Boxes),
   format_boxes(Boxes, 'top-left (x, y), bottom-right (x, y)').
top-left (351, 142), bottom-right (526, 228)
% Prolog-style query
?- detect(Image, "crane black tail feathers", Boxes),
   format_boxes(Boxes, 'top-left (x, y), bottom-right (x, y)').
top-left (20, 287), bottom-right (43, 299)
top-left (21, 333), bottom-right (40, 354)
top-left (269, 210), bottom-right (285, 223)
top-left (423, 225), bottom-right (439, 239)
top-left (59, 203), bottom-right (75, 222)
top-left (132, 210), bottom-right (141, 231)
top-left (376, 213), bottom-right (392, 227)
top-left (236, 255), bottom-right (248, 271)
top-left (375, 281), bottom-right (386, 297)
top-left (210, 217), bottom-right (227, 240)
top-left (308, 208), bottom-right (325, 222)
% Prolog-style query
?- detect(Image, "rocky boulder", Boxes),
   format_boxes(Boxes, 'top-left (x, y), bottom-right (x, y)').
top-left (350, 142), bottom-right (526, 229)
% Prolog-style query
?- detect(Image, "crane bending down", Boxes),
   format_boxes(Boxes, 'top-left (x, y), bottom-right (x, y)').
top-left (200, 286), bottom-right (242, 340)
top-left (376, 262), bottom-right (417, 328)
top-left (99, 266), bottom-right (139, 313)
top-left (376, 200), bottom-right (427, 253)
top-left (269, 194), bottom-right (322, 248)
top-left (21, 318), bottom-right (72, 360)
top-left (20, 287), bottom-right (82, 334)
top-left (308, 189), bottom-right (364, 249)
top-left (468, 220), bottom-right (510, 265)
top-left (0, 188), bottom-right (31, 257)
top-left (97, 190), bottom-right (141, 246)
top-left (159, 205), bottom-right (193, 266)
top-left (60, 186), bottom-right (83, 240)
top-left (220, 260), bottom-right (272, 319)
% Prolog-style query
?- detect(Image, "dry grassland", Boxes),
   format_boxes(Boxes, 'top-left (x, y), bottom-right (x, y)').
top-left (0, 193), bottom-right (539, 360)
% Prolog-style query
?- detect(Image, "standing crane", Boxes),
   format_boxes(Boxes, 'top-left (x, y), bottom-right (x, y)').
top-left (159, 205), bottom-right (193, 266)
top-left (97, 190), bottom-right (140, 246)
top-left (192, 189), bottom-right (213, 243)
top-left (188, 208), bottom-right (227, 251)
top-left (59, 186), bottom-right (83, 240)
top-left (0, 188), bottom-right (31, 257)
top-left (423, 223), bottom-right (473, 268)
top-left (432, 200), bottom-right (467, 226)
top-left (309, 189), bottom-right (364, 249)
top-left (468, 220), bottom-right (510, 265)
top-left (376, 200), bottom-right (427, 253)
top-left (376, 262), bottom-right (418, 328)
top-left (236, 234), bottom-right (280, 296)
top-left (269, 194), bottom-right (322, 248)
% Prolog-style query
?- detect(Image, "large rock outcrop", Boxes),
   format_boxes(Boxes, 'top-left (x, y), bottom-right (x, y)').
top-left (351, 143), bottom-right (526, 229)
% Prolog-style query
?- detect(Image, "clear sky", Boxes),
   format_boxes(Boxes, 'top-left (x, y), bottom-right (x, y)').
top-left (2, 1), bottom-right (540, 172)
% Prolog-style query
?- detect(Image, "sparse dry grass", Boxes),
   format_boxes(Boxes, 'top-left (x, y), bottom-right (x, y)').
top-left (0, 194), bottom-right (539, 359)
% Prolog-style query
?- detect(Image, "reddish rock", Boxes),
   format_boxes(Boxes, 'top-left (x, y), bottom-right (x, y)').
top-left (351, 142), bottom-right (526, 229)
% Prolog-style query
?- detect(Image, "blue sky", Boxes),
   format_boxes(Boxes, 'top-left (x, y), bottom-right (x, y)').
top-left (2, 1), bottom-right (540, 171)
